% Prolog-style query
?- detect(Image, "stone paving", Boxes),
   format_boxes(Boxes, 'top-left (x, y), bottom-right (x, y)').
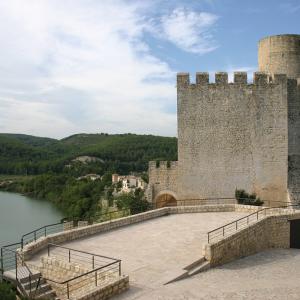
top-left (29, 212), bottom-right (248, 299)
top-left (117, 249), bottom-right (300, 300)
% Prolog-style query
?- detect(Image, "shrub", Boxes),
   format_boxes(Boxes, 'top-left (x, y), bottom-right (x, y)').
top-left (0, 282), bottom-right (16, 300)
top-left (235, 189), bottom-right (264, 206)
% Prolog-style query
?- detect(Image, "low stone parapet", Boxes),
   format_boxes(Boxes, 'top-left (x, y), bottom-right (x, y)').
top-left (203, 210), bottom-right (300, 267)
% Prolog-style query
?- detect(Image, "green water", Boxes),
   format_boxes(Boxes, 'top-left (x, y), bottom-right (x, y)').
top-left (0, 191), bottom-right (63, 246)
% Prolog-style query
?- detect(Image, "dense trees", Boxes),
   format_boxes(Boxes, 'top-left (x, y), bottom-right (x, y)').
top-left (0, 133), bottom-right (177, 175)
top-left (0, 132), bottom-right (177, 219)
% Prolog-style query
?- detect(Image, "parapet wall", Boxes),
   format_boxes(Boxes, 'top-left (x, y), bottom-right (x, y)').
top-left (204, 210), bottom-right (300, 267)
top-left (177, 71), bottom-right (288, 86)
top-left (177, 71), bottom-right (289, 203)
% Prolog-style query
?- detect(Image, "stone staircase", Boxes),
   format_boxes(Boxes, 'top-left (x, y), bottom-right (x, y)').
top-left (3, 267), bottom-right (59, 299)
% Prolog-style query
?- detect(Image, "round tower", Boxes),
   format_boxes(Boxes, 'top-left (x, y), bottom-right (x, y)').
top-left (258, 34), bottom-right (300, 79)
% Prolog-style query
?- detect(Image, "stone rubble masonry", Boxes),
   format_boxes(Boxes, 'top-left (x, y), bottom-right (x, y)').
top-left (63, 221), bottom-right (74, 231)
top-left (148, 161), bottom-right (178, 204)
top-left (148, 35), bottom-right (300, 206)
top-left (37, 256), bottom-right (124, 300)
top-left (78, 221), bottom-right (89, 228)
top-left (73, 275), bottom-right (129, 300)
top-left (204, 209), bottom-right (300, 267)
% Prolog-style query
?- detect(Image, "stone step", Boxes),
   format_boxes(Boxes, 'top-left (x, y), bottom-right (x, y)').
top-left (22, 277), bottom-right (46, 290)
top-left (35, 289), bottom-right (57, 299)
top-left (25, 282), bottom-right (52, 295)
top-left (19, 270), bottom-right (42, 284)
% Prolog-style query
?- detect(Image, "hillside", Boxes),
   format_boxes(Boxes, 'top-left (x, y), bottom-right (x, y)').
top-left (0, 133), bottom-right (177, 175)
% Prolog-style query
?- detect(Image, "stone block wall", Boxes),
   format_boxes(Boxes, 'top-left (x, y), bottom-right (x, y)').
top-left (148, 161), bottom-right (178, 203)
top-left (177, 72), bottom-right (289, 204)
top-left (288, 78), bottom-right (300, 203)
top-left (204, 211), bottom-right (299, 267)
top-left (75, 275), bottom-right (129, 300)
top-left (37, 256), bottom-right (124, 300)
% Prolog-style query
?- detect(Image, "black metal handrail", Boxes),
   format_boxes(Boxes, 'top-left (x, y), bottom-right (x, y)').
top-left (1, 244), bottom-right (42, 297)
top-left (44, 244), bottom-right (121, 299)
top-left (207, 204), bottom-right (300, 243)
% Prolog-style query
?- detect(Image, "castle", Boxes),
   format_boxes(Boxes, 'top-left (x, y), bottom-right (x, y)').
top-left (148, 34), bottom-right (300, 206)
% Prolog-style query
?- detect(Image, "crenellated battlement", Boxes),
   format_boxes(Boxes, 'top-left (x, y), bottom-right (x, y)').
top-left (177, 72), bottom-right (287, 88)
top-left (149, 161), bottom-right (178, 171)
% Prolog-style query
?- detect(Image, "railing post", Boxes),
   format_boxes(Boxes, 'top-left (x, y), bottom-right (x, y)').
top-left (67, 282), bottom-right (70, 299)
top-left (92, 256), bottom-right (95, 269)
top-left (15, 253), bottom-right (17, 281)
top-left (119, 261), bottom-right (121, 276)
top-left (21, 237), bottom-right (23, 249)
top-left (44, 227), bottom-right (47, 237)
top-left (34, 231), bottom-right (37, 242)
top-left (223, 227), bottom-right (225, 236)
top-left (69, 249), bottom-right (71, 263)
top-left (207, 233), bottom-right (209, 244)
top-left (95, 271), bottom-right (98, 286)
top-left (236, 222), bottom-right (238, 230)
top-left (0, 248), bottom-right (3, 278)
top-left (247, 217), bottom-right (249, 224)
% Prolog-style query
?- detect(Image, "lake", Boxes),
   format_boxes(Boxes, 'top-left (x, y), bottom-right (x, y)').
top-left (0, 191), bottom-right (63, 247)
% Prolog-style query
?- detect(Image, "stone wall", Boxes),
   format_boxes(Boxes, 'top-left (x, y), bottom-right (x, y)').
top-left (204, 211), bottom-right (300, 267)
top-left (75, 276), bottom-right (129, 300)
top-left (258, 34), bottom-right (300, 79)
top-left (37, 256), bottom-right (125, 300)
top-left (288, 78), bottom-right (300, 202)
top-left (148, 160), bottom-right (178, 203)
top-left (177, 72), bottom-right (289, 204)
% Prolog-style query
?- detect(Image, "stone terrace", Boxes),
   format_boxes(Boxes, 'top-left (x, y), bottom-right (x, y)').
top-left (28, 211), bottom-right (248, 299)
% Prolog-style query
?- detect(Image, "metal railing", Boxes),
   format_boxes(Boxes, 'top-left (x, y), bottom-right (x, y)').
top-left (0, 242), bottom-right (42, 297)
top-left (43, 244), bottom-right (121, 299)
top-left (21, 222), bottom-right (64, 249)
top-left (207, 204), bottom-right (300, 243)
top-left (176, 198), bottom-right (237, 206)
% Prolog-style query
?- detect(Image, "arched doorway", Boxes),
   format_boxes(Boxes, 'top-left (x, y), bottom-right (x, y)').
top-left (155, 191), bottom-right (177, 208)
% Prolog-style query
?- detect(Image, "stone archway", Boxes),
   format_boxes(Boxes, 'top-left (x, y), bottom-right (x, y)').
top-left (154, 191), bottom-right (177, 208)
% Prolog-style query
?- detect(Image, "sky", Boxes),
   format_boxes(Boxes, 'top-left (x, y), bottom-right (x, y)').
top-left (0, 0), bottom-right (299, 139)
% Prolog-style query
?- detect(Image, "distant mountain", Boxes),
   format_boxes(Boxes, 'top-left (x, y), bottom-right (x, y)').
top-left (0, 133), bottom-right (177, 175)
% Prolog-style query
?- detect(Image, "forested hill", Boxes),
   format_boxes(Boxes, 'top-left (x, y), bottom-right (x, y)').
top-left (0, 133), bottom-right (177, 175)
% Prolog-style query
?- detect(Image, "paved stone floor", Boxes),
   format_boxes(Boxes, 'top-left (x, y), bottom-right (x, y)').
top-left (117, 249), bottom-right (300, 300)
top-left (30, 212), bottom-right (248, 298)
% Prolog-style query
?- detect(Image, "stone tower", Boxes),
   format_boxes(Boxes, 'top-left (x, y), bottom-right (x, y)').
top-left (148, 34), bottom-right (300, 206)
top-left (258, 34), bottom-right (300, 203)
top-left (258, 34), bottom-right (300, 79)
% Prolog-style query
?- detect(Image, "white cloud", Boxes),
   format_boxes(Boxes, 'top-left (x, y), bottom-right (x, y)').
top-left (161, 8), bottom-right (219, 54)
top-left (0, 1), bottom-right (220, 139)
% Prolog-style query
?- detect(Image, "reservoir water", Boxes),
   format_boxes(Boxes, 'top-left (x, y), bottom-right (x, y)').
top-left (0, 191), bottom-right (63, 246)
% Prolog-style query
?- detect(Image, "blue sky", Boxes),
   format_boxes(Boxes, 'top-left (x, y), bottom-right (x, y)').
top-left (0, 0), bottom-right (299, 138)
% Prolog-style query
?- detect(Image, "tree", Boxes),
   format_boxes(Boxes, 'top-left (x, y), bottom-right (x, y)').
top-left (0, 282), bottom-right (16, 300)
top-left (116, 189), bottom-right (149, 214)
